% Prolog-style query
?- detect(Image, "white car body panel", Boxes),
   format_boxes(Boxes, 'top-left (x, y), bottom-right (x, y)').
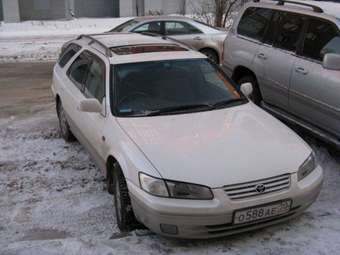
top-left (117, 103), bottom-right (310, 188)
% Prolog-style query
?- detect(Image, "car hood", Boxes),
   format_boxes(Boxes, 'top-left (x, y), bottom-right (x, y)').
top-left (117, 104), bottom-right (311, 188)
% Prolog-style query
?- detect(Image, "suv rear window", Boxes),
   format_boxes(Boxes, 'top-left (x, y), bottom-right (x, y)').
top-left (58, 43), bottom-right (81, 68)
top-left (237, 7), bottom-right (273, 41)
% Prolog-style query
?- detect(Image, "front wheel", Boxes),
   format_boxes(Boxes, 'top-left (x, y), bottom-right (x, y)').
top-left (237, 76), bottom-right (262, 105)
top-left (113, 163), bottom-right (139, 232)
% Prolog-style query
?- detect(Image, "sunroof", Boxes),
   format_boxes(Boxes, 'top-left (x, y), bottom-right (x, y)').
top-left (110, 44), bottom-right (188, 55)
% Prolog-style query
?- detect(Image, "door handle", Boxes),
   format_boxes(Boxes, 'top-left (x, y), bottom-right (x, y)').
top-left (257, 53), bottom-right (267, 60)
top-left (193, 36), bottom-right (202, 41)
top-left (295, 67), bottom-right (308, 75)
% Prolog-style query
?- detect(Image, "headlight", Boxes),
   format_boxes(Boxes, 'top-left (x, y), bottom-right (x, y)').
top-left (139, 172), bottom-right (168, 197)
top-left (139, 172), bottom-right (213, 200)
top-left (298, 153), bottom-right (316, 181)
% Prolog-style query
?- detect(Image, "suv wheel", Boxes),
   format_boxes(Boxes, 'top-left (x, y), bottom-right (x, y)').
top-left (113, 163), bottom-right (139, 232)
top-left (237, 76), bottom-right (262, 105)
top-left (201, 49), bottom-right (219, 64)
top-left (57, 100), bottom-right (75, 142)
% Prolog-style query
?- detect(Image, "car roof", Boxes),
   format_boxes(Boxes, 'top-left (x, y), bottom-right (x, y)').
top-left (133, 15), bottom-right (192, 22)
top-left (128, 15), bottom-right (223, 34)
top-left (247, 0), bottom-right (340, 28)
top-left (74, 32), bottom-right (206, 64)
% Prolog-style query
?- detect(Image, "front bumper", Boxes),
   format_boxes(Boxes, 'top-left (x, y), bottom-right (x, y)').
top-left (128, 166), bottom-right (323, 239)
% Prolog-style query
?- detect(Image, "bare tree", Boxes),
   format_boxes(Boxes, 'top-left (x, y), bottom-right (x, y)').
top-left (214, 0), bottom-right (241, 27)
top-left (189, 0), bottom-right (248, 28)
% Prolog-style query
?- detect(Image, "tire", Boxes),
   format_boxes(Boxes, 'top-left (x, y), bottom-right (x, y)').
top-left (57, 100), bottom-right (75, 142)
top-left (237, 76), bottom-right (262, 105)
top-left (201, 49), bottom-right (219, 65)
top-left (113, 163), bottom-right (138, 232)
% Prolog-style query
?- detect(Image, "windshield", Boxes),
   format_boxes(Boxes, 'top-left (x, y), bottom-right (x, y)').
top-left (112, 59), bottom-right (245, 117)
top-left (110, 19), bottom-right (139, 32)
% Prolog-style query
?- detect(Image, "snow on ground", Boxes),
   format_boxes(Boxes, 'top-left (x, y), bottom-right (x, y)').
top-left (0, 18), bottom-right (131, 63)
top-left (0, 109), bottom-right (340, 255)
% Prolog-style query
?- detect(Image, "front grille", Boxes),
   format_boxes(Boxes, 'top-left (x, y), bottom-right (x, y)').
top-left (224, 174), bottom-right (291, 200)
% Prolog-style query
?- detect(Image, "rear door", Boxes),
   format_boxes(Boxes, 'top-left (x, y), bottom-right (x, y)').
top-left (256, 11), bottom-right (305, 110)
top-left (289, 17), bottom-right (340, 136)
top-left (164, 20), bottom-right (205, 49)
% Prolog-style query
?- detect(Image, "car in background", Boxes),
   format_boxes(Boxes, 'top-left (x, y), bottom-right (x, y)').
top-left (223, 0), bottom-right (340, 149)
top-left (52, 33), bottom-right (323, 239)
top-left (109, 16), bottom-right (227, 64)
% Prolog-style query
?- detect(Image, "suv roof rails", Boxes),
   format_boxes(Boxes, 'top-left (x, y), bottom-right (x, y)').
top-left (77, 34), bottom-right (113, 57)
top-left (272, 0), bottom-right (324, 13)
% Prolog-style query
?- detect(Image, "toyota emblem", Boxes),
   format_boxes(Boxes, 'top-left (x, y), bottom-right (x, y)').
top-left (255, 184), bottom-right (266, 193)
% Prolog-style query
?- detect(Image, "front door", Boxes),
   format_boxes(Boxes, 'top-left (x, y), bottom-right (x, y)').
top-left (255, 11), bottom-right (305, 110)
top-left (289, 17), bottom-right (340, 136)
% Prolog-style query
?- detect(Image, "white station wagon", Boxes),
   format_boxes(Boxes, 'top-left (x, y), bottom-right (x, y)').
top-left (51, 33), bottom-right (323, 239)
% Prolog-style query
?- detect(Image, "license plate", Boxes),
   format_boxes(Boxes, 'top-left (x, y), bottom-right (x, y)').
top-left (233, 200), bottom-right (292, 225)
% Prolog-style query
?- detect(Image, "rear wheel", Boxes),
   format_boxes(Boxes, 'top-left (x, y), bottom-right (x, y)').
top-left (57, 100), bottom-right (75, 142)
top-left (201, 49), bottom-right (219, 65)
top-left (237, 76), bottom-right (262, 105)
top-left (112, 163), bottom-right (139, 232)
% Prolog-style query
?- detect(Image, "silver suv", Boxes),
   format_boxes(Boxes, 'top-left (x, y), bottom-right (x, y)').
top-left (223, 0), bottom-right (340, 148)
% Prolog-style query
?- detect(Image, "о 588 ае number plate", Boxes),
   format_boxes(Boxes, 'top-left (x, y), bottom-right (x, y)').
top-left (233, 200), bottom-right (292, 225)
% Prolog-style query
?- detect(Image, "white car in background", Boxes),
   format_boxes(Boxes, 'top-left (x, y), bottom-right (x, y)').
top-left (109, 16), bottom-right (227, 64)
top-left (51, 33), bottom-right (323, 239)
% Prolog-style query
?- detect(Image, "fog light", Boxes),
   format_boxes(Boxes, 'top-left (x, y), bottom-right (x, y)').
top-left (160, 224), bottom-right (178, 235)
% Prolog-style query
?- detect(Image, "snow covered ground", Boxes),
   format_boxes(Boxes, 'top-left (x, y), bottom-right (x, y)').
top-left (1, 107), bottom-right (340, 255)
top-left (0, 18), bottom-right (131, 63)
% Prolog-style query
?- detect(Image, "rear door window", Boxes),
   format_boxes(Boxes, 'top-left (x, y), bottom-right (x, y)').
top-left (237, 7), bottom-right (273, 41)
top-left (84, 55), bottom-right (106, 103)
top-left (301, 18), bottom-right (339, 61)
top-left (274, 12), bottom-right (305, 52)
top-left (58, 43), bottom-right (81, 68)
top-left (67, 52), bottom-right (90, 91)
top-left (165, 21), bottom-right (202, 35)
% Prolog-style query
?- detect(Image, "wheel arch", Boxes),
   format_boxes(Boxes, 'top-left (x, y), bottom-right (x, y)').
top-left (199, 47), bottom-right (220, 63)
top-left (232, 65), bottom-right (258, 83)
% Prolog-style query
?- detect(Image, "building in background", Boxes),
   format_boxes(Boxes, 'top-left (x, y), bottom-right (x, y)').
top-left (0, 0), bottom-right (206, 23)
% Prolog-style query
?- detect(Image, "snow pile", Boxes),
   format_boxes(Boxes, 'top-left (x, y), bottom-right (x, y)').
top-left (1, 111), bottom-right (340, 254)
top-left (0, 18), bottom-right (131, 63)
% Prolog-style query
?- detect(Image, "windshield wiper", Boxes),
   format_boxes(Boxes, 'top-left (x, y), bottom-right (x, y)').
top-left (144, 103), bottom-right (214, 116)
top-left (211, 98), bottom-right (247, 109)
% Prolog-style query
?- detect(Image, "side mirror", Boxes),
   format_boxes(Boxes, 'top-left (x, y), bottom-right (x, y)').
top-left (240, 82), bottom-right (253, 97)
top-left (323, 53), bottom-right (340, 71)
top-left (78, 98), bottom-right (102, 113)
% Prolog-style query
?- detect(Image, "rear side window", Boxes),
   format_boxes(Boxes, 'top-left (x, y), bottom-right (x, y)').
top-left (84, 57), bottom-right (106, 103)
top-left (237, 7), bottom-right (273, 41)
top-left (274, 12), bottom-right (304, 52)
top-left (67, 52), bottom-right (90, 90)
top-left (301, 18), bottom-right (339, 61)
top-left (165, 21), bottom-right (202, 35)
top-left (58, 44), bottom-right (81, 68)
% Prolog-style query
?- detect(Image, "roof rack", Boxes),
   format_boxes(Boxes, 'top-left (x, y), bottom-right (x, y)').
top-left (272, 0), bottom-right (324, 13)
top-left (77, 34), bottom-right (112, 57)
